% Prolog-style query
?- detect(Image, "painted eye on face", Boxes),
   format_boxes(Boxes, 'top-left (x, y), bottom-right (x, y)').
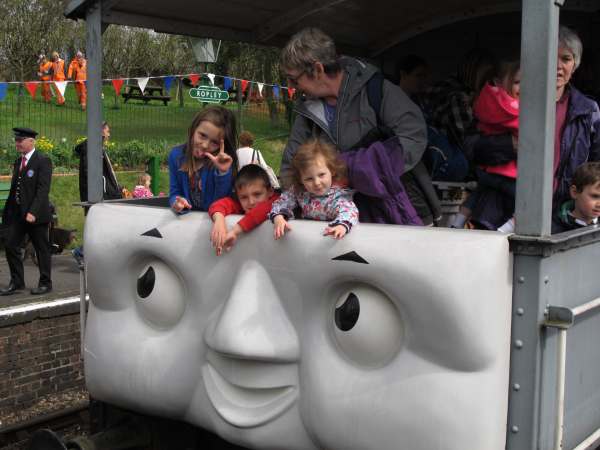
top-left (135, 259), bottom-right (186, 329)
top-left (333, 285), bottom-right (404, 367)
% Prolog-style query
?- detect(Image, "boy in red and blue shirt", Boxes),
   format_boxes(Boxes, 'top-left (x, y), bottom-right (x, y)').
top-left (209, 164), bottom-right (279, 255)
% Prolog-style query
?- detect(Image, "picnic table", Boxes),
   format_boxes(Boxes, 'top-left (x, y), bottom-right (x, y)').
top-left (122, 84), bottom-right (171, 105)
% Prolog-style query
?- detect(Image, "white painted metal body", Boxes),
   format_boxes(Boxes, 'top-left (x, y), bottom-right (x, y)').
top-left (83, 203), bottom-right (513, 450)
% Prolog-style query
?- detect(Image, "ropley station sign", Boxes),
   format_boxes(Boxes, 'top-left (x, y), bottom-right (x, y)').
top-left (189, 85), bottom-right (229, 103)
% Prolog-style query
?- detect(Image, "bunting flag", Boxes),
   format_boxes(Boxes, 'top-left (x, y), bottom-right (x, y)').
top-left (112, 79), bottom-right (124, 96)
top-left (136, 77), bottom-right (149, 93)
top-left (164, 76), bottom-right (175, 92)
top-left (2, 71), bottom-right (296, 104)
top-left (25, 82), bottom-right (39, 99)
top-left (54, 81), bottom-right (68, 98)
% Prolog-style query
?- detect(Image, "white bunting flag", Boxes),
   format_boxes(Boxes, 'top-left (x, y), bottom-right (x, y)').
top-left (207, 73), bottom-right (216, 86)
top-left (257, 82), bottom-right (264, 97)
top-left (136, 77), bottom-right (149, 93)
top-left (54, 81), bottom-right (68, 97)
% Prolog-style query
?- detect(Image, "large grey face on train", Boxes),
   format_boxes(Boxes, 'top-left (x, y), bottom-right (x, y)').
top-left (84, 204), bottom-right (512, 450)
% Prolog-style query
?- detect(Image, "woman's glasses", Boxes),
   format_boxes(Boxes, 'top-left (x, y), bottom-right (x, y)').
top-left (285, 70), bottom-right (306, 86)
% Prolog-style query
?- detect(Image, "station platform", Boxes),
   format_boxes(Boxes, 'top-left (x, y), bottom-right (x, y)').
top-left (0, 253), bottom-right (81, 310)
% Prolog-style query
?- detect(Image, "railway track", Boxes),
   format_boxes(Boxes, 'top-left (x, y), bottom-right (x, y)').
top-left (0, 401), bottom-right (89, 450)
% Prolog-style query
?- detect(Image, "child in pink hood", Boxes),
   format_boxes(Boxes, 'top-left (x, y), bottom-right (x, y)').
top-left (452, 60), bottom-right (521, 232)
top-left (474, 60), bottom-right (521, 178)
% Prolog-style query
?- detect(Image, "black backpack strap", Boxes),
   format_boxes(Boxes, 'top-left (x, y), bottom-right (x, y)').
top-left (366, 71), bottom-right (384, 125)
top-left (348, 71), bottom-right (392, 150)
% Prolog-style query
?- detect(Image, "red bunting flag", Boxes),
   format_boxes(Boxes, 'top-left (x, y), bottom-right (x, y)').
top-left (25, 82), bottom-right (39, 99)
top-left (241, 80), bottom-right (249, 93)
top-left (287, 87), bottom-right (296, 99)
top-left (112, 79), bottom-right (124, 96)
top-left (189, 74), bottom-right (200, 86)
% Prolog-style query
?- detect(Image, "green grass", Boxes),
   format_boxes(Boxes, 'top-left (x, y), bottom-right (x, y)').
top-left (0, 83), bottom-right (291, 145)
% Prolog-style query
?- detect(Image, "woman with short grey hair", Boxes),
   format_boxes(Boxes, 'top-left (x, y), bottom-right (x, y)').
top-left (279, 27), bottom-right (441, 225)
top-left (551, 25), bottom-right (600, 206)
top-left (280, 28), bottom-right (340, 77)
top-left (558, 25), bottom-right (582, 70)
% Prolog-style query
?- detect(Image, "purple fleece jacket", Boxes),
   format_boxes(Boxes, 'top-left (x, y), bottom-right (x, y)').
top-left (340, 138), bottom-right (423, 226)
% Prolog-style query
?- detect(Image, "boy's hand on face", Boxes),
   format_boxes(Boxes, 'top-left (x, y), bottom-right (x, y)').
top-left (273, 215), bottom-right (291, 240)
top-left (205, 139), bottom-right (233, 174)
top-left (323, 224), bottom-right (347, 240)
top-left (172, 196), bottom-right (192, 213)
top-left (210, 213), bottom-right (228, 256)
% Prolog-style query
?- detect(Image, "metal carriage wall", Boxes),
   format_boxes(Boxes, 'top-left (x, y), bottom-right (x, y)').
top-left (65, 1), bottom-right (600, 449)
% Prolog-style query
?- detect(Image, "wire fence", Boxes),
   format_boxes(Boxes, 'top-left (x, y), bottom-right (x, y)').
top-left (0, 81), bottom-right (292, 173)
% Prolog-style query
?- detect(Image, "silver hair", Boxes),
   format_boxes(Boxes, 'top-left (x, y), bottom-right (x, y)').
top-left (76, 51), bottom-right (83, 57)
top-left (559, 25), bottom-right (583, 70)
top-left (280, 28), bottom-right (340, 76)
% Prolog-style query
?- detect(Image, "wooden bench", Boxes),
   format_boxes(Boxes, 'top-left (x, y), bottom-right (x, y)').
top-left (122, 85), bottom-right (171, 106)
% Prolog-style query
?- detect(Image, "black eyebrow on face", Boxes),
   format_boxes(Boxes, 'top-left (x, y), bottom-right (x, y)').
top-left (332, 251), bottom-right (369, 264)
top-left (141, 228), bottom-right (163, 238)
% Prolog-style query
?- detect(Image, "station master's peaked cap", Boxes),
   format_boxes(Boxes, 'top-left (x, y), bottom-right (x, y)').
top-left (13, 127), bottom-right (38, 139)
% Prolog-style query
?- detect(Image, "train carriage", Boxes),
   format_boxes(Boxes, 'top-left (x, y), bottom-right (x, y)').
top-left (56, 1), bottom-right (600, 449)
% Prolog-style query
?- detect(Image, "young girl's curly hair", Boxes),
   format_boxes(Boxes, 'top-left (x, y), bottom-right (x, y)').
top-left (290, 139), bottom-right (347, 190)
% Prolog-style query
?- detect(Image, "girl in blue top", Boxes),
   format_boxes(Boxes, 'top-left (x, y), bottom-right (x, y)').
top-left (169, 106), bottom-right (238, 213)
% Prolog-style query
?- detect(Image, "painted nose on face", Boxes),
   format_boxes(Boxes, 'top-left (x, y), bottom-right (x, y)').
top-left (204, 260), bottom-right (300, 363)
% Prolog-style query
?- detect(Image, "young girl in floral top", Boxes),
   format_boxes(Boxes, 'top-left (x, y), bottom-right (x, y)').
top-left (269, 139), bottom-right (359, 240)
top-left (132, 173), bottom-right (154, 198)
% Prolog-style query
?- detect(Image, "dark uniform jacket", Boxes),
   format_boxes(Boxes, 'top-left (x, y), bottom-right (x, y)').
top-left (74, 140), bottom-right (122, 202)
top-left (2, 150), bottom-right (53, 225)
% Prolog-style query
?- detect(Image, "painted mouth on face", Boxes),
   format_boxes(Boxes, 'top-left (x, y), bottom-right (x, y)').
top-left (203, 363), bottom-right (298, 428)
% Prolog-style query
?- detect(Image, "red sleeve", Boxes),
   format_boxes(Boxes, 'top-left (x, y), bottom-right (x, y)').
top-left (208, 196), bottom-right (243, 218)
top-left (238, 193), bottom-right (280, 232)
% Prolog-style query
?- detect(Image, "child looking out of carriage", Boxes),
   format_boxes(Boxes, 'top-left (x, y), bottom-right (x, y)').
top-left (133, 173), bottom-right (153, 198)
top-left (209, 164), bottom-right (279, 255)
top-left (452, 58), bottom-right (521, 231)
top-left (269, 139), bottom-right (359, 240)
top-left (552, 162), bottom-right (600, 233)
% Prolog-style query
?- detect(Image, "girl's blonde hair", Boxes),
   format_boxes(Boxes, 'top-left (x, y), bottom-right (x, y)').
top-left (138, 173), bottom-right (151, 186)
top-left (290, 139), bottom-right (346, 189)
top-left (180, 106), bottom-right (238, 181)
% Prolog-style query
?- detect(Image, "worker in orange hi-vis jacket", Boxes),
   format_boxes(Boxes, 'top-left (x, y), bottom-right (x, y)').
top-left (37, 55), bottom-right (53, 103)
top-left (67, 51), bottom-right (87, 110)
top-left (50, 51), bottom-right (66, 105)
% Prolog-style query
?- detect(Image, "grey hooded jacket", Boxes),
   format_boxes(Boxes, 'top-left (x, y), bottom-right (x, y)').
top-left (280, 57), bottom-right (428, 179)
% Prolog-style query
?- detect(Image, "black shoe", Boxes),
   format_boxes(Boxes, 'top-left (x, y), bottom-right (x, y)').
top-left (0, 283), bottom-right (25, 296)
top-left (31, 285), bottom-right (52, 295)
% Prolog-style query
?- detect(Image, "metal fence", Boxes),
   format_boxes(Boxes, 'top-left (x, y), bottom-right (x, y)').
top-left (0, 81), bottom-right (292, 172)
